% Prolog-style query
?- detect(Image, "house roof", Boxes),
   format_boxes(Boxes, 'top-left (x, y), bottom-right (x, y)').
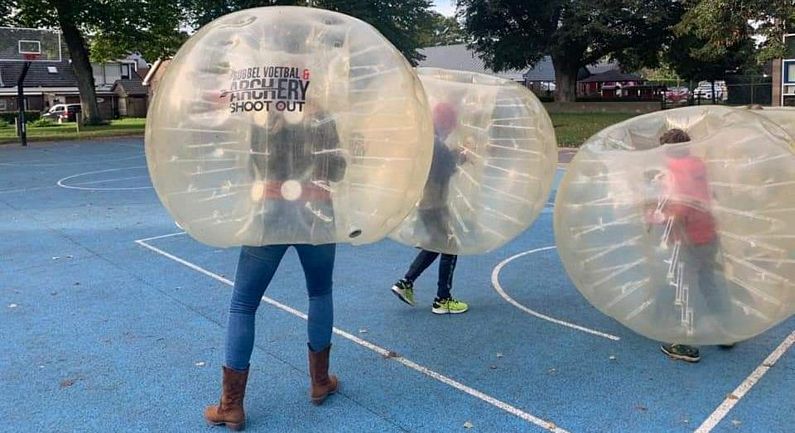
top-left (0, 60), bottom-right (77, 88)
top-left (417, 44), bottom-right (525, 81)
top-left (418, 45), bottom-right (626, 84)
top-left (523, 57), bottom-right (556, 82)
top-left (142, 58), bottom-right (172, 85)
top-left (579, 69), bottom-right (643, 83)
top-left (112, 78), bottom-right (147, 95)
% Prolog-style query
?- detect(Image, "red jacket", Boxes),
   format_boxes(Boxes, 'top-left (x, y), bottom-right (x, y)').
top-left (663, 155), bottom-right (717, 245)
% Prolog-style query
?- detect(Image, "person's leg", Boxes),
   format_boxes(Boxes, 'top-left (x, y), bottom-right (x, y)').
top-left (432, 254), bottom-right (468, 314)
top-left (390, 249), bottom-right (438, 307)
top-left (697, 243), bottom-right (732, 316)
top-left (436, 254), bottom-right (458, 300)
top-left (294, 244), bottom-right (336, 352)
top-left (695, 242), bottom-right (739, 344)
top-left (225, 245), bottom-right (289, 371)
top-left (207, 244), bottom-right (287, 429)
top-left (295, 243), bottom-right (339, 405)
top-left (660, 243), bottom-right (700, 362)
top-left (405, 249), bottom-right (440, 283)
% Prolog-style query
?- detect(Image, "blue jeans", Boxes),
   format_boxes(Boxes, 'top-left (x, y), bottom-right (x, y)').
top-left (225, 244), bottom-right (336, 371)
top-left (405, 250), bottom-right (458, 300)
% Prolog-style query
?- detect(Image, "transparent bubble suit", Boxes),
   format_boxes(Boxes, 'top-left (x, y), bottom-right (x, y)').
top-left (145, 7), bottom-right (433, 247)
top-left (554, 106), bottom-right (795, 345)
top-left (390, 68), bottom-right (558, 255)
top-left (746, 107), bottom-right (795, 145)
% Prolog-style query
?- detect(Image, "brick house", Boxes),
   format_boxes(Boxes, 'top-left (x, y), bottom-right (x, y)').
top-left (0, 43), bottom-right (149, 118)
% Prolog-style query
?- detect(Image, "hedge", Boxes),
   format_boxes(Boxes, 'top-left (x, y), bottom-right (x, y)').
top-left (0, 111), bottom-right (42, 124)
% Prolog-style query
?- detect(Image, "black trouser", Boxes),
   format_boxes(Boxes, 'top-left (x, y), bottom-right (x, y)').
top-left (404, 250), bottom-right (457, 300)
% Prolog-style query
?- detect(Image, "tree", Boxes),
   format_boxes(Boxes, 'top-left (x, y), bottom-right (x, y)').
top-left (0, 0), bottom-right (13, 26)
top-left (457, 0), bottom-right (684, 102)
top-left (418, 12), bottom-right (467, 47)
top-left (184, 0), bottom-right (435, 65)
top-left (666, 30), bottom-right (756, 84)
top-left (10, 0), bottom-right (186, 125)
top-left (678, 0), bottom-right (795, 63)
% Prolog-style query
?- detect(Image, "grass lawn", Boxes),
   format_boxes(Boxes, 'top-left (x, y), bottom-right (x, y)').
top-left (550, 112), bottom-right (639, 147)
top-left (1, 113), bottom-right (640, 148)
top-left (0, 117), bottom-right (145, 144)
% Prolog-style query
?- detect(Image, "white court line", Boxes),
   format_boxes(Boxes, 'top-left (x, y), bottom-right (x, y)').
top-left (70, 175), bottom-right (152, 186)
top-left (136, 231), bottom-right (186, 243)
top-left (0, 154), bottom-right (142, 167)
top-left (492, 246), bottom-right (621, 341)
top-left (0, 185), bottom-right (59, 195)
top-left (57, 166), bottom-right (152, 191)
top-left (134, 234), bottom-right (571, 433)
top-left (694, 330), bottom-right (795, 433)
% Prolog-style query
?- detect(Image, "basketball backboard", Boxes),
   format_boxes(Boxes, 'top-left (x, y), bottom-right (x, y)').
top-left (0, 27), bottom-right (62, 62)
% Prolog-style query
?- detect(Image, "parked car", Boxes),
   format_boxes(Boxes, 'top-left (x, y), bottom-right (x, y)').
top-left (664, 86), bottom-right (690, 103)
top-left (42, 103), bottom-right (82, 123)
top-left (693, 81), bottom-right (728, 101)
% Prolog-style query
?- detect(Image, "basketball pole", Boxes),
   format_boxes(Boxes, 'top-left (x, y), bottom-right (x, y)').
top-left (17, 60), bottom-right (32, 147)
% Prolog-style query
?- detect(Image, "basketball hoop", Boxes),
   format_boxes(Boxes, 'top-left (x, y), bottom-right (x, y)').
top-left (21, 52), bottom-right (40, 61)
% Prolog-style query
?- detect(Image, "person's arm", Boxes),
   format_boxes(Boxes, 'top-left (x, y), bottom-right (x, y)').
top-left (314, 117), bottom-right (346, 182)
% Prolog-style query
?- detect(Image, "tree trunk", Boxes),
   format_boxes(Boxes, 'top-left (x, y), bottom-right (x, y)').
top-left (51, 0), bottom-right (103, 125)
top-left (551, 56), bottom-right (580, 103)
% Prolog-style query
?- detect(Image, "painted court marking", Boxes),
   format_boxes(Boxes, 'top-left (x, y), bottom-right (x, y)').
top-left (134, 232), bottom-right (570, 433)
top-left (695, 330), bottom-right (795, 433)
top-left (57, 166), bottom-right (152, 191)
top-left (492, 246), bottom-right (621, 341)
top-left (0, 153), bottom-right (142, 167)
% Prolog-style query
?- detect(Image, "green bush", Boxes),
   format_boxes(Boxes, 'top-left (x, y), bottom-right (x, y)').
top-left (0, 111), bottom-right (42, 124)
top-left (0, 119), bottom-right (9, 128)
top-left (31, 118), bottom-right (57, 127)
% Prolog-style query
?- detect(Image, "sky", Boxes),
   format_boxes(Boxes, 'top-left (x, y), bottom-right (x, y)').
top-left (432, 0), bottom-right (456, 17)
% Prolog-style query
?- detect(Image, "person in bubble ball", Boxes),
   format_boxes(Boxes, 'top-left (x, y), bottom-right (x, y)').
top-left (390, 102), bottom-right (470, 315)
top-left (204, 107), bottom-right (347, 431)
top-left (647, 128), bottom-right (735, 363)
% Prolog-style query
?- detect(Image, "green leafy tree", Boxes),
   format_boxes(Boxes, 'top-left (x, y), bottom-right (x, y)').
top-left (184, 0), bottom-right (435, 65)
top-left (678, 0), bottom-right (795, 63)
top-left (457, 0), bottom-right (684, 102)
top-left (666, 30), bottom-right (756, 84)
top-left (418, 12), bottom-right (467, 47)
top-left (0, 0), bottom-right (13, 26)
top-left (10, 0), bottom-right (186, 125)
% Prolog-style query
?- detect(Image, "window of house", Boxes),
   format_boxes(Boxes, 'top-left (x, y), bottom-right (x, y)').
top-left (92, 64), bottom-right (105, 85)
top-left (104, 63), bottom-right (122, 84)
top-left (785, 34), bottom-right (795, 59)
top-left (785, 60), bottom-right (795, 96)
top-left (121, 63), bottom-right (130, 80)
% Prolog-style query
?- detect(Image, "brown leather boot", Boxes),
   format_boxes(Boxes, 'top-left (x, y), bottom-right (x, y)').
top-left (308, 344), bottom-right (339, 405)
top-left (204, 366), bottom-right (249, 431)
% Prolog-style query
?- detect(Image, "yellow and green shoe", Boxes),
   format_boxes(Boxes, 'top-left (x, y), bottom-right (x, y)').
top-left (432, 297), bottom-right (469, 315)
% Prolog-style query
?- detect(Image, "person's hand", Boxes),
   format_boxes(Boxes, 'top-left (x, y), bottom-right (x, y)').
top-left (456, 147), bottom-right (469, 164)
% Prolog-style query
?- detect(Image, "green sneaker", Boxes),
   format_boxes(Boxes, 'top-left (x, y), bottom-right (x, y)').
top-left (432, 297), bottom-right (469, 315)
top-left (661, 344), bottom-right (700, 362)
top-left (391, 279), bottom-right (415, 306)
